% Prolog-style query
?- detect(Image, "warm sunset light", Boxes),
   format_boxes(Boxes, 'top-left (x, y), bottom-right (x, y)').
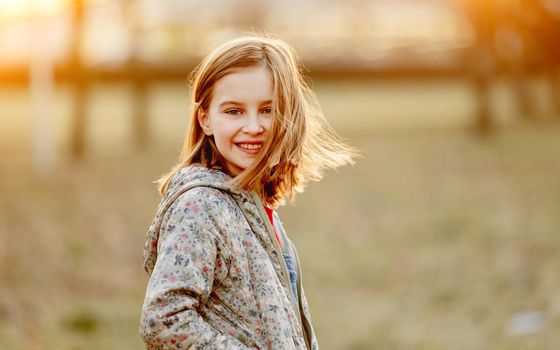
top-left (0, 0), bottom-right (67, 19)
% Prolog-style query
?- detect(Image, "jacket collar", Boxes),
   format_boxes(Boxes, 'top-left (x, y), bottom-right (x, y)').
top-left (166, 164), bottom-right (243, 198)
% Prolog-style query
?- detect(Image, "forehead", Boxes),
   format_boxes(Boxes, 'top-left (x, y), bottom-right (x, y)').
top-left (212, 66), bottom-right (274, 104)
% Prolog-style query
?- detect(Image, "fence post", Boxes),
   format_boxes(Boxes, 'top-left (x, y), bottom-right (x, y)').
top-left (30, 8), bottom-right (56, 175)
top-left (69, 0), bottom-right (87, 160)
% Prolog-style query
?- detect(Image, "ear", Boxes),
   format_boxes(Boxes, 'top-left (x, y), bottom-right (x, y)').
top-left (197, 108), bottom-right (212, 135)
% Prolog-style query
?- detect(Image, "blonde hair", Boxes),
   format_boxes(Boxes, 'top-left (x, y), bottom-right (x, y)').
top-left (157, 34), bottom-right (359, 207)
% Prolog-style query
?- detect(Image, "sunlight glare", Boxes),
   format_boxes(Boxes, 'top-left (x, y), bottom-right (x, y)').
top-left (0, 0), bottom-right (67, 19)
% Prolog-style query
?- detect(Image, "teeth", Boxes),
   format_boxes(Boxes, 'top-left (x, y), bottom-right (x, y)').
top-left (238, 143), bottom-right (262, 150)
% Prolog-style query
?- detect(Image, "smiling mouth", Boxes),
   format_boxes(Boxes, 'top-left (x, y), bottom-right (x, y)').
top-left (236, 143), bottom-right (262, 150)
top-left (235, 142), bottom-right (263, 153)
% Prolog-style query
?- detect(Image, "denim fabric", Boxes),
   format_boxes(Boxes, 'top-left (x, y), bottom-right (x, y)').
top-left (283, 253), bottom-right (299, 304)
top-left (272, 211), bottom-right (299, 305)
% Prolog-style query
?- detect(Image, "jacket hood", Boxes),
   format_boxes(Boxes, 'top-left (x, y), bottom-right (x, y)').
top-left (143, 165), bottom-right (247, 274)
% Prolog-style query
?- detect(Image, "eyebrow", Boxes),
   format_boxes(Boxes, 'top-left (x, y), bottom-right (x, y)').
top-left (218, 100), bottom-right (272, 107)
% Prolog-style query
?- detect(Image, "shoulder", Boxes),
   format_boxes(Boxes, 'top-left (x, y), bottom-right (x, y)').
top-left (163, 186), bottom-right (242, 236)
top-left (156, 186), bottom-right (241, 255)
top-left (166, 186), bottom-right (232, 218)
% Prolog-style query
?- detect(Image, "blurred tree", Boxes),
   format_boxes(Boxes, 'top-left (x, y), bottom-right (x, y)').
top-left (497, 0), bottom-right (535, 119)
top-left (460, 0), bottom-right (495, 133)
top-left (456, 0), bottom-right (560, 129)
top-left (30, 2), bottom-right (56, 175)
top-left (122, 0), bottom-right (150, 150)
top-left (528, 0), bottom-right (560, 115)
top-left (69, 0), bottom-right (87, 160)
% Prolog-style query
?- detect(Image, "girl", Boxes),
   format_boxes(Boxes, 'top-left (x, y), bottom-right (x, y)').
top-left (140, 35), bottom-right (357, 350)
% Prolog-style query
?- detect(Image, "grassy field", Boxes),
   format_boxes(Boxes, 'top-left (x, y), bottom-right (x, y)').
top-left (0, 79), bottom-right (559, 349)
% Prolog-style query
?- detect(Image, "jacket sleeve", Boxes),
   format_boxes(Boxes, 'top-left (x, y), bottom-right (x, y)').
top-left (139, 188), bottom-right (256, 350)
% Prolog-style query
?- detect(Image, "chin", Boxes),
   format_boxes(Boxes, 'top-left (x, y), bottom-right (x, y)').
top-left (227, 157), bottom-right (256, 174)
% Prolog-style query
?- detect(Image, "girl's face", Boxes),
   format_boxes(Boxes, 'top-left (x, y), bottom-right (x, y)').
top-left (198, 65), bottom-right (274, 176)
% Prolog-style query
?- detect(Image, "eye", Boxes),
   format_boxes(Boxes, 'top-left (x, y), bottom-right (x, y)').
top-left (225, 109), bottom-right (242, 115)
top-left (261, 107), bottom-right (272, 114)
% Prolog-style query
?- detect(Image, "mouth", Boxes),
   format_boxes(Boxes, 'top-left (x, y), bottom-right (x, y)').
top-left (235, 142), bottom-right (263, 155)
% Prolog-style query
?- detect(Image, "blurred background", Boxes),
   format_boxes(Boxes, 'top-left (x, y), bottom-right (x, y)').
top-left (1, 0), bottom-right (560, 349)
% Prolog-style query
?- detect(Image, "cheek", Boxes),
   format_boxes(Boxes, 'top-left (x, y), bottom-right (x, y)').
top-left (212, 122), bottom-right (238, 146)
top-left (263, 117), bottom-right (273, 132)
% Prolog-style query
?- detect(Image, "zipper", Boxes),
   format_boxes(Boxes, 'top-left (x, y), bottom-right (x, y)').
top-left (251, 193), bottom-right (308, 349)
top-left (292, 241), bottom-right (313, 350)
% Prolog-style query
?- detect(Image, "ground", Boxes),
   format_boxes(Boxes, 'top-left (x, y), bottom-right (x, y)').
top-left (0, 79), bottom-right (559, 349)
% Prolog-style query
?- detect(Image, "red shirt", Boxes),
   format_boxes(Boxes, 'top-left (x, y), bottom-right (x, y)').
top-left (264, 206), bottom-right (282, 248)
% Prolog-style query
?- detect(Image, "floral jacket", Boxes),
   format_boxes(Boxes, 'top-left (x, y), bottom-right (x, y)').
top-left (140, 165), bottom-right (319, 350)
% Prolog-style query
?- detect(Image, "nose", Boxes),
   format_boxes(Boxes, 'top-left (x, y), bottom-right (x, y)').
top-left (243, 112), bottom-right (264, 135)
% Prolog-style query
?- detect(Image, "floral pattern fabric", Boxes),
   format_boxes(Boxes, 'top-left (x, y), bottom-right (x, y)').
top-left (140, 165), bottom-right (319, 350)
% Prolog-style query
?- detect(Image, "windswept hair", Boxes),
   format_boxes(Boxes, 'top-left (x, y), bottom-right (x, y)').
top-left (157, 34), bottom-right (359, 207)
